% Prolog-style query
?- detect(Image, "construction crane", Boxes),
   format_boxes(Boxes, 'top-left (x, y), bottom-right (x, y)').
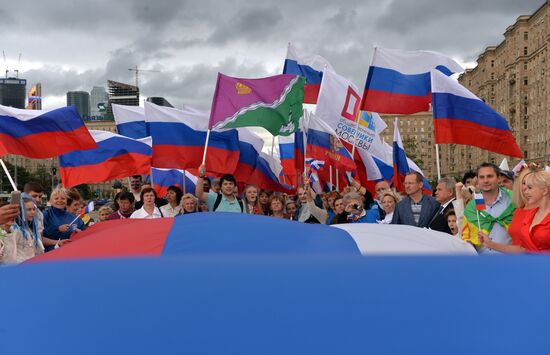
top-left (128, 65), bottom-right (160, 88)
top-left (14, 53), bottom-right (21, 78)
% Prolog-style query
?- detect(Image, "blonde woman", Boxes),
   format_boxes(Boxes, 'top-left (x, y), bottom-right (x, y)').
top-left (378, 191), bottom-right (401, 224)
top-left (181, 193), bottom-right (199, 214)
top-left (480, 169), bottom-right (550, 253)
top-left (42, 187), bottom-right (86, 252)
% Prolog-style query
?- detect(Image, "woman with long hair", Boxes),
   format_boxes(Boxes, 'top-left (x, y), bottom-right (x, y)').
top-left (258, 189), bottom-right (271, 215)
top-left (480, 168), bottom-right (550, 253)
top-left (243, 185), bottom-right (262, 215)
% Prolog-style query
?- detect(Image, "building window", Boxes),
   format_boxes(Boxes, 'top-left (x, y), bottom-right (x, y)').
top-left (491, 72), bottom-right (495, 80)
top-left (524, 62), bottom-right (528, 70)
top-left (524, 77), bottom-right (528, 85)
top-left (491, 60), bottom-right (494, 68)
top-left (524, 32), bottom-right (528, 40)
top-left (524, 151), bottom-right (528, 159)
top-left (524, 47), bottom-right (528, 55)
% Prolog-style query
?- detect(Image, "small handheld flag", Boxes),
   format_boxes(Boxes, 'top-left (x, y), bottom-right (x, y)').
top-left (474, 193), bottom-right (485, 211)
top-left (81, 201), bottom-right (95, 217)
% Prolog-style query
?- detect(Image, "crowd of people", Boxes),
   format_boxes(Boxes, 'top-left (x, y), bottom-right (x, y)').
top-left (0, 161), bottom-right (549, 264)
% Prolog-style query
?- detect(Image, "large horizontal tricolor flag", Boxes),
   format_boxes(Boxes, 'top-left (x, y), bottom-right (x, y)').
top-left (151, 168), bottom-right (197, 197)
top-left (360, 47), bottom-right (463, 114)
top-left (306, 114), bottom-right (356, 172)
top-left (209, 73), bottom-right (305, 136)
top-left (283, 43), bottom-right (333, 104)
top-left (431, 69), bottom-right (523, 158)
top-left (112, 104), bottom-right (148, 139)
top-left (59, 130), bottom-right (152, 188)
top-left (145, 102), bottom-right (240, 174)
top-left (0, 104), bottom-right (97, 159)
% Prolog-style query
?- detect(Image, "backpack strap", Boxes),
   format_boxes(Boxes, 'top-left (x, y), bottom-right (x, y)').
top-left (212, 193), bottom-right (223, 212)
top-left (237, 198), bottom-right (244, 213)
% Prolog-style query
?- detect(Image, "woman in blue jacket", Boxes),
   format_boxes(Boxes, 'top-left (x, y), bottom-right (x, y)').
top-left (42, 187), bottom-right (86, 252)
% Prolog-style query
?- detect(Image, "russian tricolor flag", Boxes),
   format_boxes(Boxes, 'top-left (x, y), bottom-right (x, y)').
top-left (234, 128), bottom-right (264, 185)
top-left (59, 130), bottom-right (152, 188)
top-left (392, 118), bottom-right (409, 192)
top-left (0, 104), bottom-right (97, 159)
top-left (360, 47), bottom-right (463, 114)
top-left (474, 192), bottom-right (486, 211)
top-left (306, 115), bottom-right (355, 172)
top-left (283, 43), bottom-right (333, 104)
top-left (112, 104), bottom-right (149, 139)
top-left (151, 168), bottom-right (197, 197)
top-left (145, 102), bottom-right (240, 175)
top-left (431, 69), bottom-right (523, 158)
top-left (234, 129), bottom-right (291, 193)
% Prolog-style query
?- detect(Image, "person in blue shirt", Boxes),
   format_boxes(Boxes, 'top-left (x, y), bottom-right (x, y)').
top-left (342, 191), bottom-right (379, 224)
top-left (42, 187), bottom-right (86, 252)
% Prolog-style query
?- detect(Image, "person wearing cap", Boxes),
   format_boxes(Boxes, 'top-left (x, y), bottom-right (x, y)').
top-left (195, 164), bottom-right (244, 213)
top-left (499, 169), bottom-right (515, 190)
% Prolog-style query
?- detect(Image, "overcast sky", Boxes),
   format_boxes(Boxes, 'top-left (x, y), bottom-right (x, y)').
top-left (2, 0), bottom-right (545, 111)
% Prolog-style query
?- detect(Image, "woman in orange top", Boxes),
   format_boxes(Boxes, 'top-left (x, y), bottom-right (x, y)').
top-left (481, 169), bottom-right (550, 253)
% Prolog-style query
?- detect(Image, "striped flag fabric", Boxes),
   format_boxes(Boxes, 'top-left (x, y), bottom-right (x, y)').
top-left (59, 130), bottom-right (152, 188)
top-left (360, 47), bottom-right (463, 114)
top-left (431, 69), bottom-right (523, 158)
top-left (112, 104), bottom-right (148, 139)
top-left (283, 43), bottom-right (333, 104)
top-left (474, 193), bottom-right (486, 211)
top-left (0, 104), bottom-right (97, 158)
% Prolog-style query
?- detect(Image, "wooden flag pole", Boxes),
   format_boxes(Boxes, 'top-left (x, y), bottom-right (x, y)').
top-left (0, 158), bottom-right (18, 191)
top-left (336, 168), bottom-right (340, 191)
top-left (329, 165), bottom-right (333, 189)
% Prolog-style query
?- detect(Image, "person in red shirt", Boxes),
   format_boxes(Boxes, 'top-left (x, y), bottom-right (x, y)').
top-left (481, 168), bottom-right (550, 253)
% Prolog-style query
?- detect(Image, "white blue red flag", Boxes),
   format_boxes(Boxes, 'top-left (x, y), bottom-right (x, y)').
top-left (283, 43), bottom-right (333, 104)
top-left (431, 69), bottom-right (523, 158)
top-left (361, 47), bottom-right (463, 114)
top-left (112, 104), bottom-right (149, 139)
top-left (145, 102), bottom-right (240, 175)
top-left (151, 168), bottom-right (197, 197)
top-left (59, 130), bottom-right (151, 188)
top-left (392, 118), bottom-right (410, 192)
top-left (0, 104), bottom-right (96, 158)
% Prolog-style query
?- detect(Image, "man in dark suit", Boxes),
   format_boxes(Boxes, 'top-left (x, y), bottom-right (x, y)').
top-left (391, 172), bottom-right (440, 228)
top-left (428, 177), bottom-right (457, 234)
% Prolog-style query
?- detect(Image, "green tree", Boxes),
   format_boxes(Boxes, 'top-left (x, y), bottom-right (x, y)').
top-left (402, 136), bottom-right (424, 169)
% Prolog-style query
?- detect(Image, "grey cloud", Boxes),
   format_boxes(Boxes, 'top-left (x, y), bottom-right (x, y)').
top-left (376, 0), bottom-right (544, 32)
top-left (209, 6), bottom-right (284, 45)
top-left (130, 0), bottom-right (186, 28)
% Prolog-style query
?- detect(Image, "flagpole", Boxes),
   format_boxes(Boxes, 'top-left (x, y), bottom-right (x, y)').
top-left (354, 46), bottom-right (377, 157)
top-left (302, 109), bottom-right (308, 178)
top-left (336, 168), bottom-right (340, 191)
top-left (329, 165), bottom-right (333, 189)
top-left (0, 158), bottom-right (18, 191)
top-left (435, 144), bottom-right (441, 180)
top-left (201, 129), bottom-right (211, 166)
top-left (182, 170), bottom-right (186, 195)
top-left (271, 136), bottom-right (275, 157)
top-left (351, 110), bottom-right (362, 157)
